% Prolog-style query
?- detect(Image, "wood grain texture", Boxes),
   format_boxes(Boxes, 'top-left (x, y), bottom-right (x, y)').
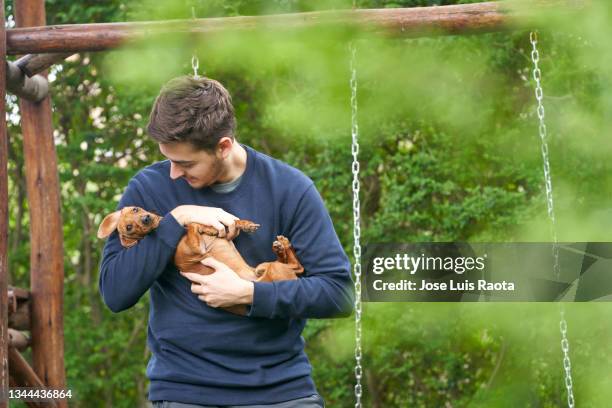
top-left (0, 0), bottom-right (9, 404)
top-left (4, 1), bottom-right (587, 54)
top-left (14, 2), bottom-right (67, 407)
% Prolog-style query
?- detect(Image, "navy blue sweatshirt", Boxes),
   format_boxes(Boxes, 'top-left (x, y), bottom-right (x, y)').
top-left (98, 145), bottom-right (354, 405)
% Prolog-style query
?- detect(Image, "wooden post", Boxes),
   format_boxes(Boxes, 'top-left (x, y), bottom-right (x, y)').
top-left (14, 1), bottom-right (67, 406)
top-left (0, 0), bottom-right (9, 405)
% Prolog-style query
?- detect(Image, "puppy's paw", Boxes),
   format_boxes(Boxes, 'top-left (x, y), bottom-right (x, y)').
top-left (236, 220), bottom-right (260, 233)
top-left (272, 236), bottom-right (292, 263)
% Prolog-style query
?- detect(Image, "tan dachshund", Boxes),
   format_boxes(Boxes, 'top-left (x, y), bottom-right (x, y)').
top-left (97, 206), bottom-right (304, 314)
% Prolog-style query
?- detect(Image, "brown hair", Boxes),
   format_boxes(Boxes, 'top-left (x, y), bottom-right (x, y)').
top-left (146, 76), bottom-right (236, 151)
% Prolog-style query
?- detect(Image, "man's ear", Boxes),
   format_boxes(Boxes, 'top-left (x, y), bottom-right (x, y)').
top-left (216, 136), bottom-right (233, 159)
top-left (97, 211), bottom-right (121, 239)
top-left (119, 235), bottom-right (139, 248)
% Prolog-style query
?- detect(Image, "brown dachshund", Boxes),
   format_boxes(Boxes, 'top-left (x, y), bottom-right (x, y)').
top-left (97, 206), bottom-right (304, 314)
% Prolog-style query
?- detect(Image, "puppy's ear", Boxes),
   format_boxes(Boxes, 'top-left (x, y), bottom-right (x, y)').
top-left (185, 223), bottom-right (207, 254)
top-left (97, 211), bottom-right (121, 239)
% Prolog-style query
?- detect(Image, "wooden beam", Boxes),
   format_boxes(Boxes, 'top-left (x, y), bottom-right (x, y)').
top-left (0, 0), bottom-right (9, 404)
top-left (14, 2), bottom-right (67, 407)
top-left (15, 53), bottom-right (74, 77)
top-left (7, 304), bottom-right (30, 331)
top-left (5, 61), bottom-right (49, 102)
top-left (7, 287), bottom-right (31, 331)
top-left (4, 0), bottom-right (588, 55)
top-left (7, 287), bottom-right (28, 300)
top-left (8, 348), bottom-right (57, 408)
top-left (7, 329), bottom-right (29, 352)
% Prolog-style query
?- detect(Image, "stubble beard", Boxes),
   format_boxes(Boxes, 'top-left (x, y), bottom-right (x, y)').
top-left (193, 157), bottom-right (225, 189)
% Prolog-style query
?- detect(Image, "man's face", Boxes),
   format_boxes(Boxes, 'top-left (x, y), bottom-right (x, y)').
top-left (159, 142), bottom-right (224, 189)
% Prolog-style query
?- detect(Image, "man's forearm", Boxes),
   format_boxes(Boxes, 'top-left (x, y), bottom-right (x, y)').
top-left (100, 215), bottom-right (185, 312)
top-left (170, 205), bottom-right (239, 239)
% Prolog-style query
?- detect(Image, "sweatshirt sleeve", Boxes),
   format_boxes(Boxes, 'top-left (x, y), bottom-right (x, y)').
top-left (247, 184), bottom-right (355, 319)
top-left (98, 177), bottom-right (186, 313)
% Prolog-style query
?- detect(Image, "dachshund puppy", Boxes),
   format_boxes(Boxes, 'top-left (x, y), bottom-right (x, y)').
top-left (97, 206), bottom-right (161, 248)
top-left (97, 206), bottom-right (304, 314)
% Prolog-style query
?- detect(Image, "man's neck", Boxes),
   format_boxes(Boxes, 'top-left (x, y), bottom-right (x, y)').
top-left (218, 143), bottom-right (247, 184)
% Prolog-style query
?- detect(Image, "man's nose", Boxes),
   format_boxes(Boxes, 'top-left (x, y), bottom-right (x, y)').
top-left (169, 163), bottom-right (184, 180)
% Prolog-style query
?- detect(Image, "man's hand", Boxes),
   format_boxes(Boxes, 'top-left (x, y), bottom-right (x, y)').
top-left (171, 205), bottom-right (239, 239)
top-left (181, 257), bottom-right (254, 308)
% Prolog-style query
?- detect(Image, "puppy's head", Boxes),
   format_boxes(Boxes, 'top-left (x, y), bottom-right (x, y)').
top-left (97, 206), bottom-right (161, 248)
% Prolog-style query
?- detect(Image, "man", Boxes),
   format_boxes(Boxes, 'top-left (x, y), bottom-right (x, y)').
top-left (99, 76), bottom-right (354, 408)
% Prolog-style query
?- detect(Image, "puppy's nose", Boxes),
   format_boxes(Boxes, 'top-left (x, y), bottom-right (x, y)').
top-left (142, 214), bottom-right (151, 225)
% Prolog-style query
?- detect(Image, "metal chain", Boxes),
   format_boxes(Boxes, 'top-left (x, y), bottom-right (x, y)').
top-left (529, 31), bottom-right (575, 408)
top-left (191, 6), bottom-right (200, 78)
top-left (349, 41), bottom-right (363, 408)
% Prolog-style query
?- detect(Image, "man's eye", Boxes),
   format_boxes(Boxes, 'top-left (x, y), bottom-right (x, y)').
top-left (126, 225), bottom-right (133, 232)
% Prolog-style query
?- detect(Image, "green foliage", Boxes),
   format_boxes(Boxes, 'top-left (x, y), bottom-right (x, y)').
top-left (5, 0), bottom-right (612, 407)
